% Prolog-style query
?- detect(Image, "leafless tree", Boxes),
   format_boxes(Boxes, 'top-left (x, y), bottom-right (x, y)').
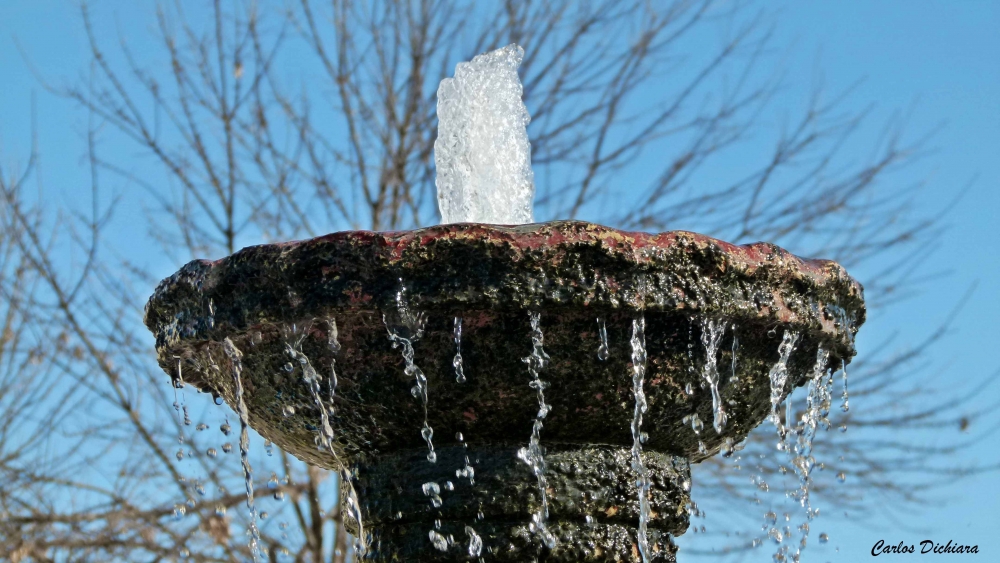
top-left (1, 0), bottom-right (995, 561)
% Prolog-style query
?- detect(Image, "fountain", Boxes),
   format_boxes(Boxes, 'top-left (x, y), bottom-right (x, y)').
top-left (143, 45), bottom-right (864, 562)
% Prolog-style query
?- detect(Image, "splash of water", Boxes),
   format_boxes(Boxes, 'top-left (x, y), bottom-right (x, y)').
top-left (435, 44), bottom-right (534, 224)
top-left (453, 317), bottom-right (466, 383)
top-left (517, 311), bottom-right (556, 549)
top-left (699, 319), bottom-right (727, 433)
top-left (629, 316), bottom-right (651, 562)
top-left (222, 338), bottom-right (261, 562)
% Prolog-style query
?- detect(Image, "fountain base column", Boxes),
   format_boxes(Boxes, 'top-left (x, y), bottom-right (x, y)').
top-left (351, 445), bottom-right (690, 562)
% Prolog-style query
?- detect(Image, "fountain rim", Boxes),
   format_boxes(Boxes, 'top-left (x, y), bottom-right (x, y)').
top-left (144, 219), bottom-right (865, 367)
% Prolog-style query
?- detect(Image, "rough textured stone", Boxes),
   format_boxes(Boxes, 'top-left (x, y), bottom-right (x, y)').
top-left (143, 220), bottom-right (865, 562)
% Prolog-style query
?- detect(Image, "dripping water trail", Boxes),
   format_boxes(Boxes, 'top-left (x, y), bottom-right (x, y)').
top-left (518, 311), bottom-right (556, 549)
top-left (453, 431), bottom-right (479, 554)
top-left (794, 347), bottom-right (831, 512)
top-left (729, 327), bottom-right (739, 384)
top-left (455, 432), bottom-right (474, 484)
top-left (841, 359), bottom-right (850, 413)
top-left (172, 357), bottom-right (189, 461)
top-left (699, 319), bottom-right (727, 433)
top-left (596, 317), bottom-right (609, 360)
top-left (387, 328), bottom-right (436, 463)
top-left (327, 317), bottom-right (341, 403)
top-left (222, 338), bottom-right (261, 562)
top-left (768, 331), bottom-right (801, 438)
top-left (286, 324), bottom-right (367, 556)
top-left (453, 317), bottom-right (466, 383)
top-left (629, 316), bottom-right (651, 563)
top-left (384, 286), bottom-right (435, 464)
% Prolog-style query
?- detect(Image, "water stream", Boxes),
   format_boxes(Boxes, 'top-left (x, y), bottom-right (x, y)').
top-left (386, 318), bottom-right (436, 464)
top-left (222, 338), bottom-right (261, 562)
top-left (453, 317), bottom-right (466, 383)
top-left (768, 331), bottom-right (801, 434)
top-left (699, 319), bottom-right (727, 433)
top-left (518, 311), bottom-right (556, 548)
top-left (285, 326), bottom-right (368, 556)
top-left (629, 316), bottom-right (651, 562)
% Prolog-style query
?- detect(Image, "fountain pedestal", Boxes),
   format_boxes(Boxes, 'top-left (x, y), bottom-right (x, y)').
top-left (144, 221), bottom-right (864, 562)
top-left (357, 445), bottom-right (688, 561)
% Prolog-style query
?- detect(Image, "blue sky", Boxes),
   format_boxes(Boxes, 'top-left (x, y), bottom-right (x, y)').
top-left (2, 1), bottom-right (998, 561)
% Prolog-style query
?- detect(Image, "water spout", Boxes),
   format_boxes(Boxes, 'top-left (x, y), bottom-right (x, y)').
top-left (435, 44), bottom-right (534, 224)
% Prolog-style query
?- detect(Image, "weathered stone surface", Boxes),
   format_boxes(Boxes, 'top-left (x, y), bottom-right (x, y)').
top-left (143, 220), bottom-right (865, 561)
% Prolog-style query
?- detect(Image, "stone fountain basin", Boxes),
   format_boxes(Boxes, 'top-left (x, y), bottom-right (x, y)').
top-left (143, 220), bottom-right (864, 561)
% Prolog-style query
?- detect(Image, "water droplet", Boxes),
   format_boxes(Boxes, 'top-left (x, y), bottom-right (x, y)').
top-left (836, 472), bottom-right (846, 483)
top-left (466, 526), bottom-right (483, 557)
top-left (196, 423), bottom-right (209, 431)
top-left (222, 442), bottom-right (233, 454)
top-left (220, 422), bottom-right (232, 436)
top-left (282, 405), bottom-right (295, 417)
top-left (207, 447), bottom-right (218, 458)
top-left (429, 530), bottom-right (448, 551)
top-left (819, 533), bottom-right (829, 543)
top-left (596, 317), bottom-right (610, 360)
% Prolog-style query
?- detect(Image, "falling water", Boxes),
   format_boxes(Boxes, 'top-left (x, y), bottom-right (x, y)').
top-left (793, 347), bottom-right (831, 511)
top-left (699, 319), bottom-right (727, 433)
top-left (327, 318), bottom-right (341, 402)
top-left (596, 317), bottom-right (610, 360)
top-left (730, 327), bottom-right (739, 384)
top-left (455, 432), bottom-right (475, 484)
top-left (768, 331), bottom-right (801, 432)
top-left (840, 359), bottom-right (850, 413)
top-left (222, 338), bottom-right (261, 562)
top-left (285, 333), bottom-right (368, 556)
top-left (518, 311), bottom-right (556, 549)
top-left (385, 296), bottom-right (436, 463)
top-left (629, 316), bottom-right (651, 563)
top-left (453, 317), bottom-right (466, 383)
top-left (172, 357), bottom-right (188, 461)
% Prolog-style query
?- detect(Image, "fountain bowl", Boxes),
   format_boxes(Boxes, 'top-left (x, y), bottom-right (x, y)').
top-left (144, 220), bottom-right (864, 562)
